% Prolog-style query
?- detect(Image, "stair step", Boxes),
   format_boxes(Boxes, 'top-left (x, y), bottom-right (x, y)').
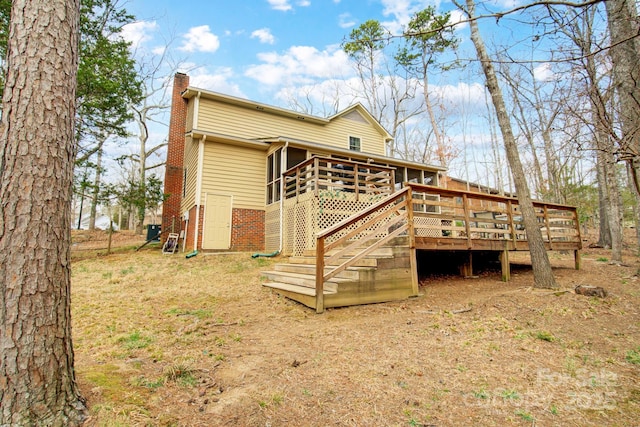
top-left (273, 263), bottom-right (370, 280)
top-left (288, 256), bottom-right (382, 267)
top-left (302, 246), bottom-right (395, 258)
top-left (263, 282), bottom-right (337, 296)
top-left (261, 270), bottom-right (348, 291)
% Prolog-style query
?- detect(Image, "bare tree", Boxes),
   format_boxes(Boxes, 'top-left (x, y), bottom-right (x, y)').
top-left (460, 0), bottom-right (558, 288)
top-left (122, 47), bottom-right (177, 234)
top-left (604, 0), bottom-right (640, 185)
top-left (550, 4), bottom-right (624, 261)
top-left (0, 0), bottom-right (87, 424)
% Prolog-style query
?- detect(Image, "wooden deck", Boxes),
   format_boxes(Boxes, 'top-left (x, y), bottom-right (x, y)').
top-left (264, 157), bottom-right (582, 313)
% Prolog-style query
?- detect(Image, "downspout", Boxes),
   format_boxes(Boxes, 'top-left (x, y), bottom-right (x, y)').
top-left (182, 215), bottom-right (188, 253)
top-left (191, 91), bottom-right (202, 252)
top-left (279, 141), bottom-right (289, 253)
top-left (193, 135), bottom-right (206, 252)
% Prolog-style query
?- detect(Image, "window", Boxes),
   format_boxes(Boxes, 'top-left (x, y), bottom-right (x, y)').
top-left (266, 149), bottom-right (282, 205)
top-left (349, 136), bottom-right (361, 152)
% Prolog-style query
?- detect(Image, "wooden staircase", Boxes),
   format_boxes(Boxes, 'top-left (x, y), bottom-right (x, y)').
top-left (262, 238), bottom-right (416, 310)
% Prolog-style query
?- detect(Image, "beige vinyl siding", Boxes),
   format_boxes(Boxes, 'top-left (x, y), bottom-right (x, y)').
top-left (328, 116), bottom-right (385, 155)
top-left (199, 141), bottom-right (266, 210)
top-left (186, 99), bottom-right (195, 132)
top-left (181, 136), bottom-right (199, 212)
top-left (197, 99), bottom-right (386, 156)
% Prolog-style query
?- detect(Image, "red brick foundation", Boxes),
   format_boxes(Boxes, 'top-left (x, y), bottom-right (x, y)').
top-left (230, 208), bottom-right (265, 252)
top-left (183, 205), bottom-right (203, 251)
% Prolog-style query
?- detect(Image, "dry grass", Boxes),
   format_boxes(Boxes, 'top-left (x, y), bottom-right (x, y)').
top-left (72, 232), bottom-right (640, 426)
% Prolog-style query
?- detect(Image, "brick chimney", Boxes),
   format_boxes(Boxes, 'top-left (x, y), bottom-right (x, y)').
top-left (162, 72), bottom-right (190, 236)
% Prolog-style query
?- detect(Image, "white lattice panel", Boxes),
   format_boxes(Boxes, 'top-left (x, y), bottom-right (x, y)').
top-left (414, 216), bottom-right (443, 237)
top-left (265, 204), bottom-right (281, 252)
top-left (283, 190), bottom-right (393, 255)
top-left (283, 192), bottom-right (317, 256)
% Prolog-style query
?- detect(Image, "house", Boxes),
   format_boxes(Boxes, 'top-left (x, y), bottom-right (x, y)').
top-left (162, 73), bottom-right (445, 254)
top-left (162, 73), bottom-right (581, 312)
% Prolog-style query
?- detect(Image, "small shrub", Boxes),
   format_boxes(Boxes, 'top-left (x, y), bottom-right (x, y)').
top-left (536, 331), bottom-right (556, 342)
top-left (131, 375), bottom-right (165, 390)
top-left (500, 389), bottom-right (519, 400)
top-left (163, 363), bottom-right (197, 387)
top-left (626, 347), bottom-right (640, 365)
top-left (516, 409), bottom-right (534, 421)
top-left (271, 393), bottom-right (284, 405)
top-left (117, 331), bottom-right (152, 350)
top-left (473, 389), bottom-right (489, 399)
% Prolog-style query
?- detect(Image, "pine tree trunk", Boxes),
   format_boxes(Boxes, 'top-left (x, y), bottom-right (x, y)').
top-left (0, 0), bottom-right (86, 425)
top-left (465, 0), bottom-right (557, 288)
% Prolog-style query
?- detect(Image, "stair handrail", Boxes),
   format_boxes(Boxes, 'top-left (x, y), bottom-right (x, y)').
top-left (315, 186), bottom-right (413, 313)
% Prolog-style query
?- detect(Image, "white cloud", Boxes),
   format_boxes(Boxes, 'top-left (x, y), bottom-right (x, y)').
top-left (180, 25), bottom-right (221, 53)
top-left (449, 9), bottom-right (468, 31)
top-left (379, 0), bottom-right (440, 35)
top-left (245, 45), bottom-right (352, 86)
top-left (338, 13), bottom-right (356, 29)
top-left (251, 28), bottom-right (276, 44)
top-left (267, 0), bottom-right (310, 11)
top-left (182, 65), bottom-right (247, 98)
top-left (533, 63), bottom-right (555, 81)
top-left (120, 21), bottom-right (158, 49)
top-left (268, 0), bottom-right (292, 11)
top-left (151, 46), bottom-right (166, 56)
top-left (433, 82), bottom-right (486, 107)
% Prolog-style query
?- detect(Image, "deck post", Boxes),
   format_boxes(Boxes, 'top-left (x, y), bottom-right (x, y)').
top-left (462, 194), bottom-right (472, 249)
top-left (500, 246), bottom-right (510, 282)
top-left (461, 251), bottom-right (473, 277)
top-left (543, 205), bottom-right (553, 249)
top-left (574, 249), bottom-right (581, 270)
top-left (406, 186), bottom-right (419, 296)
top-left (355, 167), bottom-right (360, 201)
top-left (313, 157), bottom-right (319, 197)
top-left (507, 200), bottom-right (517, 246)
top-left (315, 236), bottom-right (325, 314)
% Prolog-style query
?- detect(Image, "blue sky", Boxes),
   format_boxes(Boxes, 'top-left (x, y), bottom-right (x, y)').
top-left (121, 0), bottom-right (482, 102)
top-left (111, 0), bottom-right (558, 188)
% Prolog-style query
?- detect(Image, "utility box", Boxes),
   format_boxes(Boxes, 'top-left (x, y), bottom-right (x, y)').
top-left (147, 224), bottom-right (161, 242)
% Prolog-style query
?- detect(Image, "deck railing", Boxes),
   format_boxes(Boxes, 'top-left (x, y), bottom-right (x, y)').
top-left (407, 183), bottom-right (582, 249)
top-left (283, 156), bottom-right (395, 201)
top-left (312, 183), bottom-right (582, 312)
top-left (314, 186), bottom-right (416, 313)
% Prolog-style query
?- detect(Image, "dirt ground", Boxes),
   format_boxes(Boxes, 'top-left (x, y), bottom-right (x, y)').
top-left (71, 230), bottom-right (640, 426)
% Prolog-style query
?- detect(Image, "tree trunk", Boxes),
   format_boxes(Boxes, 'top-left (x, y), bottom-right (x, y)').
top-left (604, 0), bottom-right (640, 162)
top-left (596, 153), bottom-right (612, 248)
top-left (627, 162), bottom-right (640, 251)
top-left (602, 142), bottom-right (623, 263)
top-left (89, 140), bottom-right (105, 230)
top-left (464, 0), bottom-right (557, 288)
top-left (0, 0), bottom-right (86, 425)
